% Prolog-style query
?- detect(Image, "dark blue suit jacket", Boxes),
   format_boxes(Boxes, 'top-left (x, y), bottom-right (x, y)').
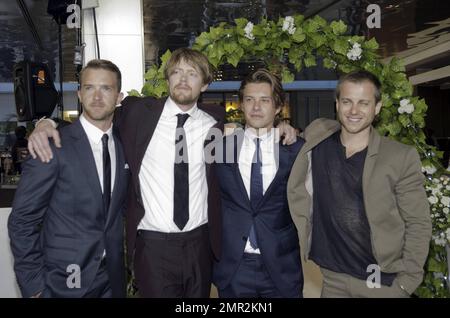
top-left (213, 129), bottom-right (304, 297)
top-left (8, 119), bottom-right (129, 298)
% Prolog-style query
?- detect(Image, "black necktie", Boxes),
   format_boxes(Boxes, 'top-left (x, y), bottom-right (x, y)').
top-left (102, 134), bottom-right (111, 214)
top-left (174, 113), bottom-right (190, 230)
top-left (249, 138), bottom-right (262, 249)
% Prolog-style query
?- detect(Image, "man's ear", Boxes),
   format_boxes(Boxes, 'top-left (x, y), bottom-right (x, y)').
top-left (116, 92), bottom-right (124, 105)
top-left (200, 83), bottom-right (209, 93)
top-left (375, 101), bottom-right (382, 115)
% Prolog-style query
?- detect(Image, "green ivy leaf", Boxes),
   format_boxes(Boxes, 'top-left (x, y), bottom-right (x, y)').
top-left (234, 18), bottom-right (248, 29)
top-left (330, 20), bottom-right (347, 35)
top-left (364, 37), bottom-right (379, 50)
top-left (292, 29), bottom-right (306, 43)
top-left (332, 39), bottom-right (349, 55)
top-left (398, 114), bottom-right (411, 127)
top-left (281, 68), bottom-right (295, 82)
top-left (323, 58), bottom-right (335, 69)
top-left (127, 89), bottom-right (141, 97)
top-left (304, 55), bottom-right (317, 67)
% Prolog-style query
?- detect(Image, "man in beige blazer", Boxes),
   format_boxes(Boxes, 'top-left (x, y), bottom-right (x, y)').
top-left (287, 70), bottom-right (431, 298)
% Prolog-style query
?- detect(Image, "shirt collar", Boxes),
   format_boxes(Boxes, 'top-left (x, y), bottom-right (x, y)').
top-left (163, 96), bottom-right (200, 120)
top-left (80, 114), bottom-right (113, 144)
top-left (244, 126), bottom-right (277, 144)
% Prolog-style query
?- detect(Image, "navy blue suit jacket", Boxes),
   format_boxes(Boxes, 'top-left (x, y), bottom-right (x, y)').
top-left (213, 129), bottom-right (304, 297)
top-left (8, 119), bottom-right (129, 298)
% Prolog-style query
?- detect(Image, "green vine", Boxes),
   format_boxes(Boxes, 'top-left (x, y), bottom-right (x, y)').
top-left (131, 14), bottom-right (449, 297)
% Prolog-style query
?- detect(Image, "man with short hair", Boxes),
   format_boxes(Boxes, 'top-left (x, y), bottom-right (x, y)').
top-left (9, 59), bottom-right (128, 298)
top-left (287, 70), bottom-right (432, 297)
top-left (213, 69), bottom-right (304, 298)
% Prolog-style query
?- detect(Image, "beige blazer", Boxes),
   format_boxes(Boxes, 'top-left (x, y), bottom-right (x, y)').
top-left (287, 118), bottom-right (432, 294)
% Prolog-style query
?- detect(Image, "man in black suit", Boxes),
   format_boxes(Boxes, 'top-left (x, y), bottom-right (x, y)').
top-left (8, 59), bottom-right (129, 298)
top-left (28, 49), bottom-right (297, 298)
top-left (213, 69), bottom-right (304, 297)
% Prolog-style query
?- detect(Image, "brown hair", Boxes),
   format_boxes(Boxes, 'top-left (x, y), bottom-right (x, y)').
top-left (336, 70), bottom-right (382, 103)
top-left (80, 59), bottom-right (122, 92)
top-left (164, 48), bottom-right (214, 85)
top-left (238, 69), bottom-right (285, 108)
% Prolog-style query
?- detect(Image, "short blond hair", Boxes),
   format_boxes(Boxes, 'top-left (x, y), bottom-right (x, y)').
top-left (164, 48), bottom-right (214, 85)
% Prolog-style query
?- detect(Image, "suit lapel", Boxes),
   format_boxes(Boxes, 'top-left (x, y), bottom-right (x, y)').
top-left (258, 142), bottom-right (289, 208)
top-left (225, 130), bottom-right (251, 207)
top-left (70, 120), bottom-right (103, 206)
top-left (362, 127), bottom-right (381, 194)
top-left (135, 97), bottom-right (166, 176)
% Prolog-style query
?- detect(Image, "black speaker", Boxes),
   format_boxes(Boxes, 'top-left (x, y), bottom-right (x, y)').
top-left (47, 0), bottom-right (78, 24)
top-left (13, 61), bottom-right (58, 122)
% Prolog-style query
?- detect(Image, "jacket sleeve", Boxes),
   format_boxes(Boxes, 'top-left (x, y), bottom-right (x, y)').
top-left (7, 151), bottom-right (59, 298)
top-left (394, 147), bottom-right (432, 294)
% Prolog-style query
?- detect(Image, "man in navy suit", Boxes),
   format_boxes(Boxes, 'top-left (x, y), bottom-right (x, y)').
top-left (8, 59), bottom-right (129, 298)
top-left (213, 69), bottom-right (304, 298)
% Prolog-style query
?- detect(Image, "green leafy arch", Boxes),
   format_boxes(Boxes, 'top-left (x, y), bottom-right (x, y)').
top-left (132, 15), bottom-right (449, 297)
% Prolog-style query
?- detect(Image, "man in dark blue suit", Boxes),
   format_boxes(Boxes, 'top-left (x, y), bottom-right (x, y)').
top-left (8, 59), bottom-right (129, 298)
top-left (213, 69), bottom-right (304, 298)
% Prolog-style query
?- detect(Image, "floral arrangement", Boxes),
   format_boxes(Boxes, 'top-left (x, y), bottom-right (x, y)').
top-left (130, 14), bottom-right (449, 297)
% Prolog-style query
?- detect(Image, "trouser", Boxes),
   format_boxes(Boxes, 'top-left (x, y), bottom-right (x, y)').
top-left (134, 224), bottom-right (212, 298)
top-left (219, 253), bottom-right (301, 298)
top-left (320, 268), bottom-right (410, 298)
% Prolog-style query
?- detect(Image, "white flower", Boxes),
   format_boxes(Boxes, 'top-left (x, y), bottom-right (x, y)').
top-left (398, 100), bottom-right (415, 114)
top-left (282, 16), bottom-right (296, 35)
top-left (434, 237), bottom-right (447, 246)
top-left (446, 228), bottom-right (450, 240)
top-left (443, 207), bottom-right (449, 214)
top-left (422, 165), bottom-right (437, 175)
top-left (441, 196), bottom-right (450, 207)
top-left (428, 196), bottom-right (438, 205)
top-left (346, 42), bottom-right (362, 61)
top-left (446, 185), bottom-right (450, 191)
top-left (244, 22), bottom-right (255, 40)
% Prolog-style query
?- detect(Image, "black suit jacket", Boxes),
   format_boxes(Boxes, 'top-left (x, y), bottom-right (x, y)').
top-left (116, 96), bottom-right (225, 263)
top-left (8, 120), bottom-right (129, 297)
top-left (213, 130), bottom-right (304, 297)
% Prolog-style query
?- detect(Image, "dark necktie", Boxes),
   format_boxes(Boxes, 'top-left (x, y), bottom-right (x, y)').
top-left (249, 138), bottom-right (263, 249)
top-left (101, 134), bottom-right (111, 214)
top-left (174, 113), bottom-right (190, 230)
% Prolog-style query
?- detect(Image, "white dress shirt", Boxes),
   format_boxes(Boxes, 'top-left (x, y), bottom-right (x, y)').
top-left (239, 127), bottom-right (279, 254)
top-left (80, 114), bottom-right (116, 258)
top-left (79, 114), bottom-right (116, 194)
top-left (138, 97), bottom-right (217, 232)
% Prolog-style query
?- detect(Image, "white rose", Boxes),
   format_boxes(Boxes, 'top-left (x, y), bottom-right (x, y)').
top-left (428, 196), bottom-right (438, 204)
top-left (446, 185), bottom-right (450, 190)
top-left (288, 26), bottom-right (296, 35)
top-left (441, 196), bottom-right (450, 207)
top-left (423, 165), bottom-right (437, 175)
top-left (282, 16), bottom-right (294, 31)
top-left (403, 103), bottom-right (414, 114)
top-left (400, 99), bottom-right (410, 107)
top-left (244, 22), bottom-right (255, 40)
top-left (443, 207), bottom-right (449, 214)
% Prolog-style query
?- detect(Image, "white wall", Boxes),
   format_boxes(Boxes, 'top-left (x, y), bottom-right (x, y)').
top-left (82, 0), bottom-right (144, 95)
top-left (0, 208), bottom-right (21, 298)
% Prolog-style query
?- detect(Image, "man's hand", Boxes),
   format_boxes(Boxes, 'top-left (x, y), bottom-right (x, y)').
top-left (28, 120), bottom-right (61, 163)
top-left (277, 121), bottom-right (297, 145)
